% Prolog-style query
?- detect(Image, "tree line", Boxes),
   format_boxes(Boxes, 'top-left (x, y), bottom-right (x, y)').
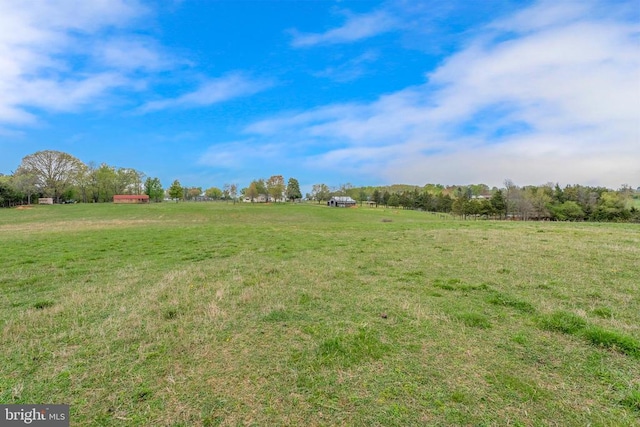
top-left (241, 176), bottom-right (302, 203)
top-left (1, 150), bottom-right (638, 222)
top-left (164, 180), bottom-right (241, 203)
top-left (0, 150), bottom-right (301, 207)
top-left (0, 150), bottom-right (164, 206)
top-left (308, 180), bottom-right (639, 222)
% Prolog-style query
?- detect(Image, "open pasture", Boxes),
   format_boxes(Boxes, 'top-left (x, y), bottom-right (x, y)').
top-left (1, 203), bottom-right (638, 426)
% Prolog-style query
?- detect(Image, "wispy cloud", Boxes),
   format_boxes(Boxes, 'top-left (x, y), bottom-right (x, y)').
top-left (230, 0), bottom-right (639, 187)
top-left (314, 50), bottom-right (380, 82)
top-left (139, 73), bottom-right (272, 113)
top-left (291, 10), bottom-right (397, 47)
top-left (0, 0), bottom-right (151, 127)
top-left (0, 0), bottom-right (268, 131)
top-left (198, 140), bottom-right (286, 169)
top-left (92, 37), bottom-right (176, 72)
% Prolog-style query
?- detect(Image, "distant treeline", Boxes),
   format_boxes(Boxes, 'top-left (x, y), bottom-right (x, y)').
top-left (1, 150), bottom-right (638, 222)
top-left (0, 150), bottom-right (163, 206)
top-left (316, 181), bottom-right (639, 222)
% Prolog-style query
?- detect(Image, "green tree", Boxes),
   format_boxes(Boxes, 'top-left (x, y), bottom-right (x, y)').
top-left (478, 199), bottom-right (495, 218)
top-left (267, 175), bottom-right (285, 202)
top-left (286, 177), bottom-right (302, 202)
top-left (372, 189), bottom-right (382, 207)
top-left (144, 177), bottom-right (164, 202)
top-left (311, 183), bottom-right (330, 203)
top-left (94, 163), bottom-right (117, 202)
top-left (116, 168), bottom-right (145, 195)
top-left (205, 187), bottom-right (223, 200)
top-left (11, 170), bottom-right (39, 204)
top-left (398, 191), bottom-right (412, 209)
top-left (423, 183), bottom-right (444, 195)
top-left (550, 201), bottom-right (585, 221)
top-left (358, 189), bottom-right (369, 206)
top-left (469, 183), bottom-right (490, 197)
top-left (466, 199), bottom-right (481, 217)
top-left (17, 150), bottom-right (85, 203)
top-left (338, 182), bottom-right (353, 196)
top-left (246, 181), bottom-right (259, 202)
top-left (592, 191), bottom-right (629, 221)
top-left (75, 162), bottom-right (95, 203)
top-left (553, 183), bottom-right (565, 203)
top-left (382, 191), bottom-right (391, 206)
top-left (452, 192), bottom-right (469, 218)
top-left (254, 179), bottom-right (268, 202)
top-left (416, 190), bottom-right (433, 211)
top-left (186, 187), bottom-right (203, 200)
top-left (0, 176), bottom-right (22, 207)
top-left (435, 193), bottom-right (453, 212)
top-left (490, 190), bottom-right (506, 219)
top-left (168, 180), bottom-right (183, 202)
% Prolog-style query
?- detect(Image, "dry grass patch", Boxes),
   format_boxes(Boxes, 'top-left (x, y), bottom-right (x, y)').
top-left (0, 219), bottom-right (166, 234)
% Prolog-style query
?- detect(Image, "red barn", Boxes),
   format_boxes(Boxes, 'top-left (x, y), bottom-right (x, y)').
top-left (113, 194), bottom-right (150, 204)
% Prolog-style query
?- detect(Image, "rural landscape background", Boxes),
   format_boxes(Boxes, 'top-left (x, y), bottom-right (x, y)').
top-left (2, 0), bottom-right (639, 425)
top-left (1, 149), bottom-right (639, 223)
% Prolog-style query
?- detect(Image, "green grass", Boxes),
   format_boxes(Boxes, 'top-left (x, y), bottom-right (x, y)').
top-left (582, 327), bottom-right (640, 359)
top-left (1, 202), bottom-right (639, 425)
top-left (538, 310), bottom-right (587, 334)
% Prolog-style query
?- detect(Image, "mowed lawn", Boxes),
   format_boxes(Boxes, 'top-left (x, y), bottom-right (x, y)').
top-left (0, 203), bottom-right (638, 426)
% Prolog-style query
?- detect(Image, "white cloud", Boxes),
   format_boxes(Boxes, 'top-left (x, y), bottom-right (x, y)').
top-left (291, 10), bottom-right (397, 47)
top-left (93, 37), bottom-right (174, 71)
top-left (198, 140), bottom-right (285, 169)
top-left (0, 1), bottom-right (272, 129)
top-left (139, 74), bottom-right (272, 112)
top-left (0, 0), bottom-right (150, 127)
top-left (241, 1), bottom-right (640, 187)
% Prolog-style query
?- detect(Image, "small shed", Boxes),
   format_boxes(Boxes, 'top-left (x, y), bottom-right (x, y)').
top-left (328, 196), bottom-right (357, 207)
top-left (114, 194), bottom-right (150, 204)
top-left (38, 198), bottom-right (54, 205)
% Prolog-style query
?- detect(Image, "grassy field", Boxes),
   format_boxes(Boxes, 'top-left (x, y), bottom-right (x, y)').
top-left (1, 202), bottom-right (638, 426)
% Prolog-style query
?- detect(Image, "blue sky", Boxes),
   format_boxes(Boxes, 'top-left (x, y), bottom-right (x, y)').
top-left (1, 0), bottom-right (638, 192)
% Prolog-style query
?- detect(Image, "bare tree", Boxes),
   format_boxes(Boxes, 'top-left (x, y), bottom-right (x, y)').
top-left (229, 183), bottom-right (238, 204)
top-left (504, 179), bottom-right (517, 219)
